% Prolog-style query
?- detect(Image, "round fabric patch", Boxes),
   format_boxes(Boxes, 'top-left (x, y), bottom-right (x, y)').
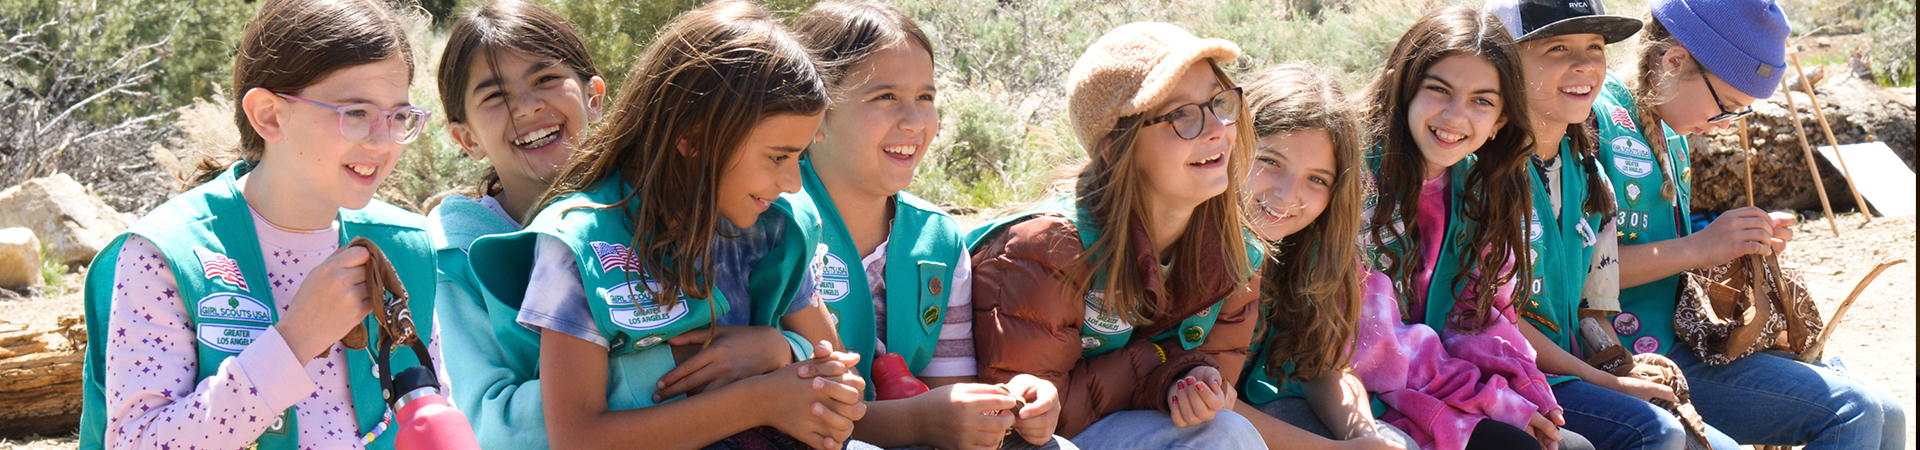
top-left (1632, 335), bottom-right (1661, 354)
top-left (1612, 311), bottom-right (1642, 336)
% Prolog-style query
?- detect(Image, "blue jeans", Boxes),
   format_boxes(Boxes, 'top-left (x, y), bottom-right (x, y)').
top-left (1669, 348), bottom-right (1906, 450)
top-left (1554, 380), bottom-right (1738, 450)
top-left (1068, 409), bottom-right (1266, 450)
top-left (1251, 397), bottom-right (1419, 448)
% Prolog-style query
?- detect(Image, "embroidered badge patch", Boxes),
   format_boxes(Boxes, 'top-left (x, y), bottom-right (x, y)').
top-left (1632, 335), bottom-right (1662, 354)
top-left (1612, 311), bottom-right (1642, 336)
top-left (199, 323), bottom-right (268, 353)
top-left (590, 241), bottom-right (641, 274)
top-left (198, 293), bottom-right (271, 324)
top-left (1082, 292), bottom-right (1132, 335)
top-left (194, 248), bottom-right (248, 291)
top-left (815, 252), bottom-right (851, 302)
top-left (605, 280), bottom-right (691, 331)
top-left (1606, 105), bottom-right (1638, 132)
top-left (1610, 135), bottom-right (1656, 179)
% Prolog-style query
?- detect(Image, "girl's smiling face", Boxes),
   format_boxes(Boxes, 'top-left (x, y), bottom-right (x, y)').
top-left (450, 49), bottom-right (604, 187)
top-left (1406, 54), bottom-right (1507, 178)
top-left (1134, 61), bottom-right (1238, 209)
top-left (810, 40), bottom-right (938, 198)
top-left (260, 56), bottom-right (413, 211)
top-left (1518, 33), bottom-right (1606, 128)
top-left (714, 113), bottom-right (824, 229)
top-left (1245, 129), bottom-right (1336, 241)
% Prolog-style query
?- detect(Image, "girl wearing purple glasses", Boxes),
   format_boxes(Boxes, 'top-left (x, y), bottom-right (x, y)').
top-left (76, 1), bottom-right (442, 449)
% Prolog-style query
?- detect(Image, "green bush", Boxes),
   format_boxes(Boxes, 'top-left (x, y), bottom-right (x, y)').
top-left (545, 0), bottom-right (818, 101)
top-left (0, 0), bottom-right (255, 122)
top-left (1865, 0), bottom-right (1914, 86)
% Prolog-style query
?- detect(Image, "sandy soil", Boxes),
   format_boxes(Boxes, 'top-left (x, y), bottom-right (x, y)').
top-left (1775, 213), bottom-right (1916, 449)
top-left (0, 214), bottom-right (1911, 448)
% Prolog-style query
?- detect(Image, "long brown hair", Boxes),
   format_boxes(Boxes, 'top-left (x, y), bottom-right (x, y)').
top-left (1362, 6), bottom-right (1534, 334)
top-left (1243, 63), bottom-right (1363, 381)
top-left (1073, 61), bottom-right (1255, 325)
top-left (436, 0), bottom-right (599, 200)
top-left (538, 0), bottom-right (827, 306)
top-left (189, 0), bottom-right (415, 187)
top-left (1629, 11), bottom-right (1687, 203)
top-left (790, 1), bottom-right (934, 88)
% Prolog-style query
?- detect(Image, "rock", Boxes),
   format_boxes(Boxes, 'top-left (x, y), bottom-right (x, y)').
top-left (1689, 74), bottom-right (1916, 213)
top-left (1786, 65), bottom-right (1824, 92)
top-left (0, 173), bottom-right (134, 266)
top-left (0, 228), bottom-right (41, 291)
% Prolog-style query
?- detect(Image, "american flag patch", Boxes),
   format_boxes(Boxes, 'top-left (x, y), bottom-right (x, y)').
top-left (1607, 105), bottom-right (1637, 132)
top-left (590, 241), bottom-right (641, 274)
top-left (194, 247), bottom-right (248, 290)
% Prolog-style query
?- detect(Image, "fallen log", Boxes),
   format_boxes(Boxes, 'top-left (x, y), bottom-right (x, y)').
top-left (0, 315), bottom-right (85, 437)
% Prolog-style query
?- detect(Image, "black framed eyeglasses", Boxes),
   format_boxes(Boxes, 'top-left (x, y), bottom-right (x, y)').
top-left (1695, 61), bottom-right (1754, 124)
top-left (1141, 87), bottom-right (1243, 140)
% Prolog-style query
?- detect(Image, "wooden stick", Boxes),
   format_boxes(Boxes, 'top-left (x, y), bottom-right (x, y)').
top-left (1780, 77), bottom-right (1842, 237)
top-left (1789, 50), bottom-right (1872, 221)
top-left (1797, 257), bottom-right (1909, 364)
top-left (1739, 116), bottom-right (1754, 207)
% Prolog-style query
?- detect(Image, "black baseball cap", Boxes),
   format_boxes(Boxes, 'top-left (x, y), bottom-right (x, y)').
top-left (1486, 0), bottom-right (1644, 44)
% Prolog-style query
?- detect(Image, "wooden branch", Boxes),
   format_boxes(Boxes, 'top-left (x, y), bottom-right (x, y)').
top-left (1779, 77), bottom-right (1842, 237)
top-left (1789, 50), bottom-right (1872, 221)
top-left (1739, 116), bottom-right (1754, 208)
top-left (1797, 257), bottom-right (1910, 364)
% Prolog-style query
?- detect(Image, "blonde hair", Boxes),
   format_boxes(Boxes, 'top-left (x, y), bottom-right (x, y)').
top-left (1629, 11), bottom-right (1689, 202)
top-left (1071, 61), bottom-right (1255, 325)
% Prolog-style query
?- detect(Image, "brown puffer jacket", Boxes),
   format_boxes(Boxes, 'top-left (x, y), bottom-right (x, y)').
top-left (970, 214), bottom-right (1261, 438)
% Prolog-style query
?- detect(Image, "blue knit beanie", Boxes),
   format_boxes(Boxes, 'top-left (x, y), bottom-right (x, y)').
top-left (1651, 0), bottom-right (1790, 98)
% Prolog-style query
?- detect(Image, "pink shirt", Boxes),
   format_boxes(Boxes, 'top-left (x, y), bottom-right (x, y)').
top-left (104, 210), bottom-right (365, 450)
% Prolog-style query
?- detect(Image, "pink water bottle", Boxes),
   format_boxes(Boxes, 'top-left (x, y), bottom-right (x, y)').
top-left (392, 366), bottom-right (480, 450)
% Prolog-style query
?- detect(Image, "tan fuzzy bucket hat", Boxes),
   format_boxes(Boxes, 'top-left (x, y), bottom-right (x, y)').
top-left (1067, 22), bottom-right (1241, 154)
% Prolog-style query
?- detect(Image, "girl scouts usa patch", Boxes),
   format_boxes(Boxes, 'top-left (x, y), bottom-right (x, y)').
top-left (1610, 137), bottom-right (1656, 178)
top-left (194, 247), bottom-right (249, 290)
top-left (196, 293), bottom-right (272, 352)
top-left (814, 251), bottom-right (851, 302)
top-left (1082, 291), bottom-right (1131, 346)
top-left (605, 280), bottom-right (691, 331)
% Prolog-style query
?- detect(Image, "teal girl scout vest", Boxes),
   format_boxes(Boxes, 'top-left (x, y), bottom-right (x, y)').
top-left (962, 197), bottom-right (1258, 358)
top-left (1593, 73), bottom-right (1689, 356)
top-left (799, 161), bottom-right (960, 397)
top-left (78, 163), bottom-right (437, 450)
top-left (425, 194), bottom-right (548, 448)
top-left (1362, 155), bottom-right (1509, 336)
top-left (1521, 137), bottom-right (1611, 370)
top-left (465, 176), bottom-right (822, 411)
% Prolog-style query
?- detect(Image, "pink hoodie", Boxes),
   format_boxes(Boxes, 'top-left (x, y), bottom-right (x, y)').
top-left (1349, 263), bottom-right (1561, 450)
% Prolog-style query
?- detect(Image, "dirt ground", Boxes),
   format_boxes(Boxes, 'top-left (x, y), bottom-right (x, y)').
top-left (0, 213), bottom-right (1912, 448)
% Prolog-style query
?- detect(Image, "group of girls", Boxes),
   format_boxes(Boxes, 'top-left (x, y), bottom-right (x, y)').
top-left (75, 0), bottom-right (1902, 449)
